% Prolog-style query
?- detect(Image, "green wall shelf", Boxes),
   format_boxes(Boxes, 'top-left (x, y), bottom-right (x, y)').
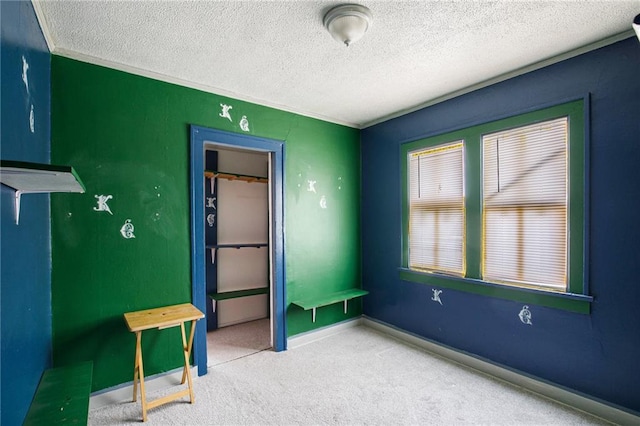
top-left (208, 287), bottom-right (269, 312)
top-left (291, 289), bottom-right (369, 323)
top-left (0, 160), bottom-right (86, 224)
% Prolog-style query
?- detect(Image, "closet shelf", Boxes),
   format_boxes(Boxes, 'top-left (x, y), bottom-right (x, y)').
top-left (206, 243), bottom-right (268, 264)
top-left (0, 160), bottom-right (86, 224)
top-left (208, 287), bottom-right (269, 301)
top-left (206, 243), bottom-right (268, 249)
top-left (208, 287), bottom-right (269, 312)
top-left (204, 170), bottom-right (268, 184)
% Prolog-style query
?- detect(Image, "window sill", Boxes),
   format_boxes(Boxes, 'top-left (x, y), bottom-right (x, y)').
top-left (398, 268), bottom-right (592, 314)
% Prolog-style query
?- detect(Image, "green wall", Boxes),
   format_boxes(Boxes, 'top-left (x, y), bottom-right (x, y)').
top-left (51, 56), bottom-right (361, 391)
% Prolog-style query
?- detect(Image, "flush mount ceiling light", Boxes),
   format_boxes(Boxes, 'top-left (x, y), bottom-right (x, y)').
top-left (323, 4), bottom-right (373, 47)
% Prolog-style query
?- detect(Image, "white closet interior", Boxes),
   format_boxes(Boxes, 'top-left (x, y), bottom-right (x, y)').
top-left (209, 147), bottom-right (270, 328)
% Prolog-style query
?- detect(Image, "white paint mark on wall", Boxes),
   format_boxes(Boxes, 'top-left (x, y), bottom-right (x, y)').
top-left (307, 180), bottom-right (317, 193)
top-left (207, 213), bottom-right (216, 227)
top-left (206, 197), bottom-right (216, 209)
top-left (219, 104), bottom-right (233, 121)
top-left (29, 104), bottom-right (35, 133)
top-left (22, 56), bottom-right (29, 92)
top-left (120, 219), bottom-right (136, 239)
top-left (239, 115), bottom-right (250, 132)
top-left (338, 176), bottom-right (342, 190)
top-left (320, 195), bottom-right (327, 209)
top-left (93, 195), bottom-right (113, 215)
top-left (431, 289), bottom-right (443, 305)
top-left (518, 305), bottom-right (532, 325)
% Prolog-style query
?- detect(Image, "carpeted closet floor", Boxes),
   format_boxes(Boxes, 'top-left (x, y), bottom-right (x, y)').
top-left (207, 318), bottom-right (272, 367)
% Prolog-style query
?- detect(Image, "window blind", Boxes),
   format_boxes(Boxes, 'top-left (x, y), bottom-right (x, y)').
top-left (409, 142), bottom-right (464, 275)
top-left (482, 117), bottom-right (568, 291)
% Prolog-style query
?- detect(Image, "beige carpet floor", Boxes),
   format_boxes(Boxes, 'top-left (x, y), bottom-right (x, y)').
top-left (89, 324), bottom-right (608, 425)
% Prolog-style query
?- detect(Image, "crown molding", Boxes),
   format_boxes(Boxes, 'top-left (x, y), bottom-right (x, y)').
top-left (50, 48), bottom-right (360, 129)
top-left (31, 0), bottom-right (55, 53)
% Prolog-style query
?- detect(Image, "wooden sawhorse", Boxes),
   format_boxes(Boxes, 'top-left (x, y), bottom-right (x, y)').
top-left (124, 303), bottom-right (204, 422)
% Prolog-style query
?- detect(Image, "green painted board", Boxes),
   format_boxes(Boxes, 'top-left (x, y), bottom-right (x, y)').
top-left (291, 289), bottom-right (368, 310)
top-left (23, 361), bottom-right (93, 425)
top-left (208, 287), bottom-right (269, 301)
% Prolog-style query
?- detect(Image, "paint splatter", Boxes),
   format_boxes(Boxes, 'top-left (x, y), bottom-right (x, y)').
top-left (320, 195), bottom-right (327, 209)
top-left (219, 104), bottom-right (233, 121)
top-left (22, 56), bottom-right (29, 92)
top-left (29, 104), bottom-right (35, 133)
top-left (93, 195), bottom-right (113, 215)
top-left (307, 180), bottom-right (317, 193)
top-left (518, 305), bottom-right (532, 325)
top-left (239, 115), bottom-right (250, 132)
top-left (431, 289), bottom-right (443, 305)
top-left (120, 219), bottom-right (135, 239)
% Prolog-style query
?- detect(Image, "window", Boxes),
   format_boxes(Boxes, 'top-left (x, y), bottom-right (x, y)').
top-left (401, 99), bottom-right (591, 313)
top-left (482, 118), bottom-right (568, 291)
top-left (409, 142), bottom-right (465, 275)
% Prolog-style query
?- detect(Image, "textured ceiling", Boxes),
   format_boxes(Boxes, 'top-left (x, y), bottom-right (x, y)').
top-left (34, 1), bottom-right (639, 128)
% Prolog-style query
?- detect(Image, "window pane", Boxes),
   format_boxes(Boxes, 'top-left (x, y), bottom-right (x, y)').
top-left (484, 207), bottom-right (566, 290)
top-left (409, 142), bottom-right (464, 274)
top-left (483, 117), bottom-right (567, 290)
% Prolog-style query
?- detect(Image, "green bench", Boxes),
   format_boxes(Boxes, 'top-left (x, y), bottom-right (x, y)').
top-left (23, 361), bottom-right (93, 425)
top-left (208, 287), bottom-right (269, 312)
top-left (291, 289), bottom-right (369, 322)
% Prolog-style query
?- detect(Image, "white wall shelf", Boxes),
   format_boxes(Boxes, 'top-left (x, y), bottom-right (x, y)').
top-left (0, 160), bottom-right (86, 224)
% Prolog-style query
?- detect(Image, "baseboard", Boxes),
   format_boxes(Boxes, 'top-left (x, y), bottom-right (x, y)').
top-left (287, 317), bottom-right (363, 349)
top-left (362, 316), bottom-right (640, 425)
top-left (89, 366), bottom-right (198, 411)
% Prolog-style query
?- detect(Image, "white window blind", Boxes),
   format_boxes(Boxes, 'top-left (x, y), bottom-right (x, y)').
top-left (482, 117), bottom-right (568, 291)
top-left (409, 142), bottom-right (464, 275)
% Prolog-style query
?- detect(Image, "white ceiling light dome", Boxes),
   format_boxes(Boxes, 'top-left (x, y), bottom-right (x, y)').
top-left (323, 4), bottom-right (373, 47)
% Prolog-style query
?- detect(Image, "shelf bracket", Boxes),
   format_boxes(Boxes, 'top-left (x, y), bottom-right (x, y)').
top-left (14, 190), bottom-right (22, 225)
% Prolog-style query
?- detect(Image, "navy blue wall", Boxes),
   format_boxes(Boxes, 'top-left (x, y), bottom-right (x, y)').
top-left (1, 1), bottom-right (52, 424)
top-left (361, 37), bottom-right (640, 414)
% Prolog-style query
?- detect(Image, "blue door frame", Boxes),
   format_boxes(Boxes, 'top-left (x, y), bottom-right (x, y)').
top-left (190, 125), bottom-right (287, 376)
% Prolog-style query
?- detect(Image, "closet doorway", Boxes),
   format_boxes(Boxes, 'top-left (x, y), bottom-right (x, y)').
top-left (190, 126), bottom-right (286, 377)
top-left (205, 147), bottom-right (270, 366)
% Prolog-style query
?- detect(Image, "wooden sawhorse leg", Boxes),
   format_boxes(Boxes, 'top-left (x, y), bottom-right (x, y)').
top-left (132, 331), bottom-right (148, 421)
top-left (180, 320), bottom-right (197, 403)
